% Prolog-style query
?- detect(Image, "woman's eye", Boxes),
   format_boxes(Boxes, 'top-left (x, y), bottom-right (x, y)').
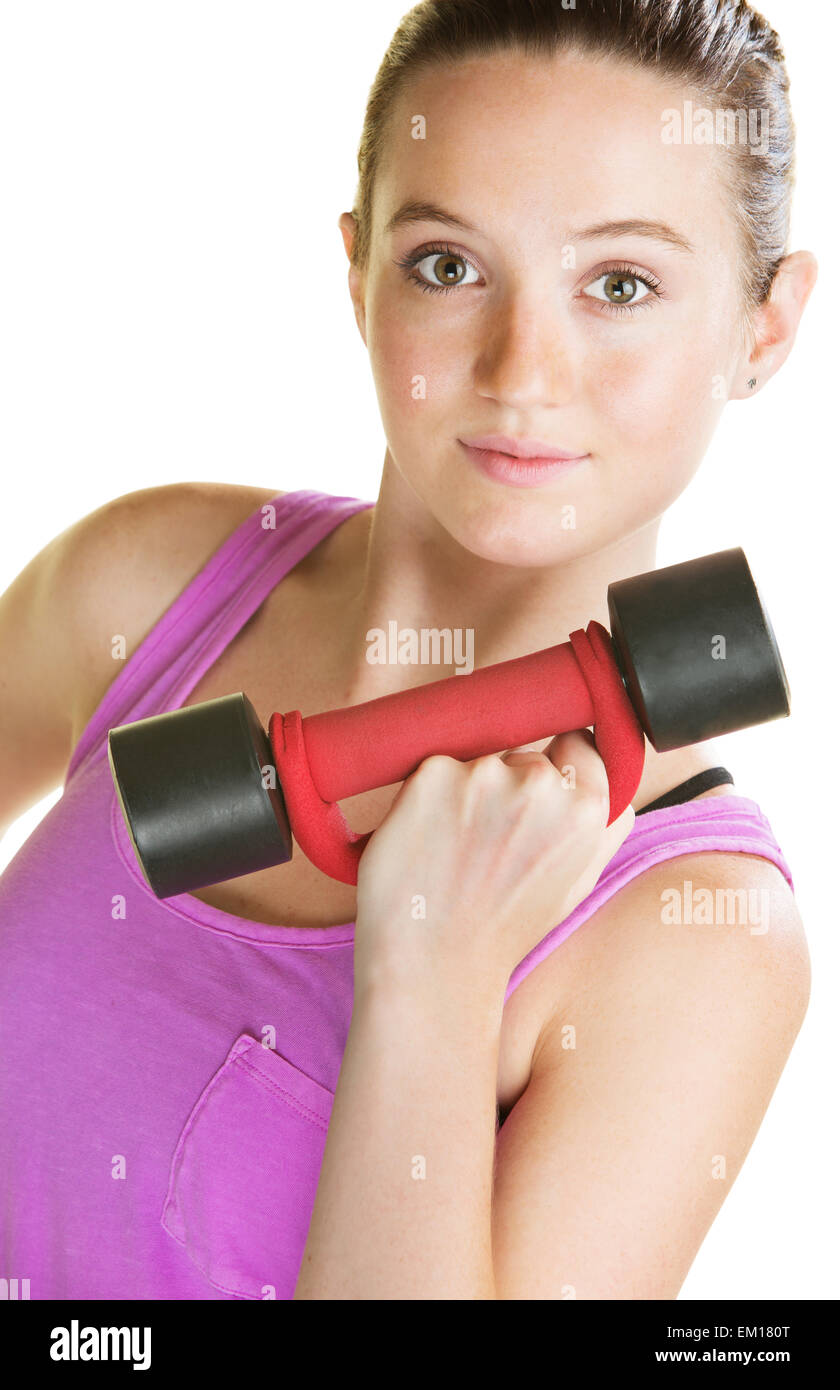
top-left (395, 248), bottom-right (660, 309)
top-left (583, 270), bottom-right (656, 309)
top-left (398, 247), bottom-right (481, 295)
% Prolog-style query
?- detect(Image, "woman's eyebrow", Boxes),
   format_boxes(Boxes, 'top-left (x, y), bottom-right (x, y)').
top-left (568, 218), bottom-right (696, 254)
top-left (385, 199), bottom-right (482, 236)
top-left (384, 199), bottom-right (695, 254)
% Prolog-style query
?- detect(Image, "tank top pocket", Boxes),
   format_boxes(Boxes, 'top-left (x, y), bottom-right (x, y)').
top-left (160, 1032), bottom-right (334, 1300)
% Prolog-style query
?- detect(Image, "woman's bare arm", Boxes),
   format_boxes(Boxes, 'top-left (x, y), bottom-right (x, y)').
top-left (294, 970), bottom-right (502, 1299)
top-left (296, 848), bottom-right (808, 1300)
top-left (491, 852), bottom-right (811, 1299)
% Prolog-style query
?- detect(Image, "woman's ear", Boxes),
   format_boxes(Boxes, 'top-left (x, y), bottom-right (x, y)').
top-left (338, 212), bottom-right (367, 347)
top-left (730, 250), bottom-right (819, 399)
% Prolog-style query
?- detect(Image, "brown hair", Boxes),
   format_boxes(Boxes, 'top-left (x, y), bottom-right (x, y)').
top-left (348, 0), bottom-right (796, 319)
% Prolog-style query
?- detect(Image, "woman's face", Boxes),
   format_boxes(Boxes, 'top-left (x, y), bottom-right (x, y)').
top-left (351, 49), bottom-right (750, 566)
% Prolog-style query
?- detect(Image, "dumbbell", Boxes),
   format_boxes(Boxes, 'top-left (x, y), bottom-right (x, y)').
top-left (108, 546), bottom-right (789, 898)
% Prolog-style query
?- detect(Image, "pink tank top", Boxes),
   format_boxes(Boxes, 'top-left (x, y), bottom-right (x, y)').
top-left (0, 489), bottom-right (794, 1300)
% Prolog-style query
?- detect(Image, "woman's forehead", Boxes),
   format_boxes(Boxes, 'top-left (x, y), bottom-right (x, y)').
top-left (375, 52), bottom-right (734, 249)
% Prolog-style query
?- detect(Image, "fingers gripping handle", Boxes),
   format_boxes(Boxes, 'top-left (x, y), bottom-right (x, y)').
top-left (269, 621), bottom-right (646, 887)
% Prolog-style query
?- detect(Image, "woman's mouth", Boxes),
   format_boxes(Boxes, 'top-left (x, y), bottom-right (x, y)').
top-left (457, 438), bottom-right (591, 489)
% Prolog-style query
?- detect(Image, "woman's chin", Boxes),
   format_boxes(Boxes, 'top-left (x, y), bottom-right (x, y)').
top-left (438, 494), bottom-right (591, 569)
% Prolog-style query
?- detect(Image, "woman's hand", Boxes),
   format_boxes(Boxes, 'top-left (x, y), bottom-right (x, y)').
top-left (354, 729), bottom-right (636, 1005)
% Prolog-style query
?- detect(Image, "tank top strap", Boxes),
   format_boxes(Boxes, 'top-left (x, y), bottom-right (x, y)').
top-left (504, 794), bottom-right (795, 1004)
top-left (66, 489), bottom-right (374, 785)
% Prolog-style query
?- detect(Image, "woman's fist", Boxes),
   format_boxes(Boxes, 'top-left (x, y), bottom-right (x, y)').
top-left (354, 728), bottom-right (636, 1002)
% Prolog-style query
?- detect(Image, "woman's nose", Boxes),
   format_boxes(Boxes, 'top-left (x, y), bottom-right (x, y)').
top-left (472, 293), bottom-right (580, 409)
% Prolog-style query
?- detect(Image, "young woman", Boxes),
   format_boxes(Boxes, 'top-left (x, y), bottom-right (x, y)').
top-left (0, 0), bottom-right (816, 1300)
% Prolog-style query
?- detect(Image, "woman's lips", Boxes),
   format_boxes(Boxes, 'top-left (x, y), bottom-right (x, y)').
top-left (458, 439), bottom-right (590, 488)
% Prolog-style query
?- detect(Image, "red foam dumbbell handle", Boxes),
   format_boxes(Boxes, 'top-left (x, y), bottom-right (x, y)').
top-left (269, 620), bottom-right (645, 885)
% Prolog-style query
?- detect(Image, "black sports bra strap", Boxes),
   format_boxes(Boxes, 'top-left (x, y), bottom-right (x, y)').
top-left (636, 767), bottom-right (734, 815)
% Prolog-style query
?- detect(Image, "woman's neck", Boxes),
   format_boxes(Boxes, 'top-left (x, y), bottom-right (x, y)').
top-left (329, 452), bottom-right (664, 707)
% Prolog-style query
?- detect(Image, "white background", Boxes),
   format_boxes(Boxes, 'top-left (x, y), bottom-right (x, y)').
top-left (0, 1), bottom-right (834, 1299)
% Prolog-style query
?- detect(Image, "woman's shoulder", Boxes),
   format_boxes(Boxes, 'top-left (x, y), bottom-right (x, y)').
top-left (543, 842), bottom-right (808, 1044)
top-left (43, 480), bottom-right (280, 585)
top-left (57, 482), bottom-right (280, 748)
top-left (69, 479), bottom-right (282, 566)
top-left (64, 478), bottom-right (279, 631)
top-left (0, 482), bottom-right (281, 831)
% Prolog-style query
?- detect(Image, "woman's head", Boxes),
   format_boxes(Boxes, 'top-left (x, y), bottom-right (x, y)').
top-left (339, 0), bottom-right (816, 568)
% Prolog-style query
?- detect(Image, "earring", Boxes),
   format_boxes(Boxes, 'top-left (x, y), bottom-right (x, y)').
top-left (748, 378), bottom-right (757, 389)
